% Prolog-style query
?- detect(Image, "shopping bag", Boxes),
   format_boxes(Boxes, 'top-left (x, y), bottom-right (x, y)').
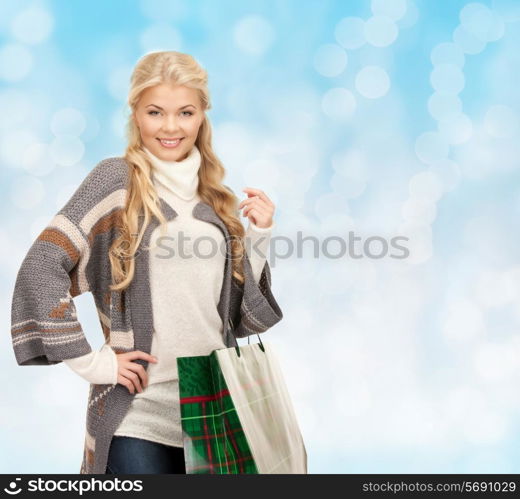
top-left (216, 339), bottom-right (307, 473)
top-left (177, 335), bottom-right (307, 474)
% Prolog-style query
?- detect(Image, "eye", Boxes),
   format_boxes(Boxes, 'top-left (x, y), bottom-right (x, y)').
top-left (147, 110), bottom-right (193, 116)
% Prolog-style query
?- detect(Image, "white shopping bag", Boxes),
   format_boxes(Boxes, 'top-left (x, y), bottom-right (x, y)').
top-left (215, 339), bottom-right (307, 474)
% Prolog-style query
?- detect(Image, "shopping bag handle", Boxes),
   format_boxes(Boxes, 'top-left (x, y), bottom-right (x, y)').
top-left (247, 332), bottom-right (265, 350)
top-left (230, 318), bottom-right (265, 357)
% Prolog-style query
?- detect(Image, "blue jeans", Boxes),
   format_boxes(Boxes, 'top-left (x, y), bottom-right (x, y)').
top-left (105, 436), bottom-right (186, 474)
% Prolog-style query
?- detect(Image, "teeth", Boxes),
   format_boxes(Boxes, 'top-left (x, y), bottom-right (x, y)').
top-left (160, 139), bottom-right (180, 145)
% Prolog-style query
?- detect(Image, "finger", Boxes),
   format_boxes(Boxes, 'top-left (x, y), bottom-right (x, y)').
top-left (123, 368), bottom-right (143, 393)
top-left (124, 360), bottom-right (144, 374)
top-left (242, 188), bottom-right (274, 207)
top-left (141, 352), bottom-right (158, 363)
top-left (244, 201), bottom-right (269, 218)
top-left (241, 197), bottom-right (271, 215)
top-left (128, 363), bottom-right (148, 388)
top-left (249, 196), bottom-right (273, 214)
top-left (124, 362), bottom-right (147, 390)
top-left (126, 350), bottom-right (158, 363)
top-left (124, 351), bottom-right (142, 361)
top-left (247, 208), bottom-right (271, 227)
top-left (240, 192), bottom-right (273, 208)
top-left (133, 375), bottom-right (143, 393)
top-left (239, 196), bottom-right (273, 212)
top-left (238, 196), bottom-right (258, 209)
top-left (118, 373), bottom-right (135, 394)
top-left (138, 365), bottom-right (148, 388)
top-left (122, 380), bottom-right (134, 394)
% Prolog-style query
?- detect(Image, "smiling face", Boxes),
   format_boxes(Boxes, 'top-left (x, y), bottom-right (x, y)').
top-left (133, 83), bottom-right (205, 161)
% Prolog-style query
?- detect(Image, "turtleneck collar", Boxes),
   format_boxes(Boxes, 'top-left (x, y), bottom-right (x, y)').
top-left (143, 144), bottom-right (201, 201)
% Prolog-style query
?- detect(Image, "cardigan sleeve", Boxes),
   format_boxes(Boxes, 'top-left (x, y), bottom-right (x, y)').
top-left (10, 211), bottom-right (94, 365)
top-left (223, 183), bottom-right (283, 337)
top-left (231, 254), bottom-right (283, 338)
top-left (9, 158), bottom-right (126, 366)
top-left (231, 225), bottom-right (283, 338)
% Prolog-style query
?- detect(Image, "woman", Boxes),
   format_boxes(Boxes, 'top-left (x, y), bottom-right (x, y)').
top-left (10, 51), bottom-right (283, 474)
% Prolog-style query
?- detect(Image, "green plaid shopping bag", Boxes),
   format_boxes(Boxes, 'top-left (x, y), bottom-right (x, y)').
top-left (177, 348), bottom-right (259, 474)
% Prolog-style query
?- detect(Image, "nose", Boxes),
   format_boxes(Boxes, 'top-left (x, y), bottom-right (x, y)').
top-left (162, 114), bottom-right (181, 135)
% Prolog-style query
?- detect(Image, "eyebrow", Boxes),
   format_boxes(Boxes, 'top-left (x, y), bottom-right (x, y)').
top-left (146, 104), bottom-right (196, 111)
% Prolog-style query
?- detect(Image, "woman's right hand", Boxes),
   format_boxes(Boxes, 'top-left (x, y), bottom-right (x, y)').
top-left (115, 351), bottom-right (158, 394)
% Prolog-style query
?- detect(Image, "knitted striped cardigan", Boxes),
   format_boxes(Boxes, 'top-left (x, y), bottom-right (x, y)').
top-left (10, 156), bottom-right (284, 474)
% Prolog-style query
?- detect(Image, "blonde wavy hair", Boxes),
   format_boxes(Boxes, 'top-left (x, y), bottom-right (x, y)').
top-left (109, 51), bottom-right (246, 292)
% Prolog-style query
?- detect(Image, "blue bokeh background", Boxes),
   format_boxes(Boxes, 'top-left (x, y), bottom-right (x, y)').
top-left (1, 0), bottom-right (520, 474)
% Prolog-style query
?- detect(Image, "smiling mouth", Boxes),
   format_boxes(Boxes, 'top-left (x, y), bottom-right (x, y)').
top-left (157, 138), bottom-right (184, 147)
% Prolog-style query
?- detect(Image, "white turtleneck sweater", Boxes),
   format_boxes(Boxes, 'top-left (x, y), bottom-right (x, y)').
top-left (64, 144), bottom-right (273, 447)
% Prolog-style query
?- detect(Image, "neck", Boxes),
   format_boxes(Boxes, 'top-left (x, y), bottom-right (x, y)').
top-left (143, 144), bottom-right (201, 201)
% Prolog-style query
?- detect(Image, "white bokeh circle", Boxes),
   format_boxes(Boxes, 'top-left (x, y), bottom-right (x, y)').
top-left (10, 6), bottom-right (54, 45)
top-left (355, 65), bottom-right (390, 99)
top-left (233, 15), bottom-right (275, 56)
top-left (10, 175), bottom-right (45, 210)
top-left (397, 1), bottom-right (419, 29)
top-left (438, 113), bottom-right (473, 144)
top-left (0, 43), bottom-right (33, 82)
top-left (49, 136), bottom-right (85, 167)
top-left (430, 64), bottom-right (465, 94)
top-left (453, 24), bottom-right (487, 54)
top-left (322, 87), bottom-right (357, 120)
top-left (415, 131), bottom-right (450, 164)
top-left (428, 93), bottom-right (463, 121)
top-left (1, 129), bottom-right (41, 169)
top-left (364, 16), bottom-right (399, 47)
top-left (334, 17), bottom-right (366, 50)
top-left (484, 105), bottom-right (519, 138)
top-left (50, 108), bottom-right (87, 137)
top-left (371, 0), bottom-right (407, 21)
top-left (20, 142), bottom-right (56, 177)
top-left (460, 3), bottom-right (504, 43)
top-left (313, 43), bottom-right (348, 77)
